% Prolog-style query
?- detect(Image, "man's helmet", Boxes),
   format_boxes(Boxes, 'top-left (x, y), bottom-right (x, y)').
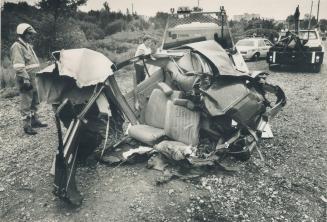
top-left (16, 23), bottom-right (37, 35)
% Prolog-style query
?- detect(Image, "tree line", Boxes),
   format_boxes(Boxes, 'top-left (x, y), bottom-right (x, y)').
top-left (1, 0), bottom-right (152, 59)
top-left (1, 1), bottom-right (327, 60)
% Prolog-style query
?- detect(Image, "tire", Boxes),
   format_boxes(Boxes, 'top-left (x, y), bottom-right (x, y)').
top-left (268, 64), bottom-right (277, 71)
top-left (230, 149), bottom-right (251, 161)
top-left (312, 64), bottom-right (321, 73)
top-left (228, 140), bottom-right (251, 161)
top-left (252, 52), bottom-right (260, 61)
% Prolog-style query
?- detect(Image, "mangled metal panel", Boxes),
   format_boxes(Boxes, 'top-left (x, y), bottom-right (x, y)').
top-left (182, 40), bottom-right (246, 76)
top-left (37, 48), bottom-right (115, 104)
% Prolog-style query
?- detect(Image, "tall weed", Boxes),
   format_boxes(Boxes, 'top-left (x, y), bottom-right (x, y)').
top-left (0, 56), bottom-right (16, 88)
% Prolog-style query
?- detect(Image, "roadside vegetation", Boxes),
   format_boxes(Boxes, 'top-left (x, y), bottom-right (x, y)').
top-left (1, 1), bottom-right (327, 90)
top-left (0, 1), bottom-right (165, 90)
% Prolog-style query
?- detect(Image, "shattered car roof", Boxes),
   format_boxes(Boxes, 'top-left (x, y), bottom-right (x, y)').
top-left (38, 48), bottom-right (114, 87)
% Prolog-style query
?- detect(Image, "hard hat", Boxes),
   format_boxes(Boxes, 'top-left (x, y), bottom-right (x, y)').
top-left (16, 23), bottom-right (37, 35)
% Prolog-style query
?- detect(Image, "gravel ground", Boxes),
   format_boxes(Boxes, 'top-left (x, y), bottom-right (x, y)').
top-left (0, 43), bottom-right (326, 221)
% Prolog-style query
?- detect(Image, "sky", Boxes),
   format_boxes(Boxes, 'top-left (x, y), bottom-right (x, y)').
top-left (3, 0), bottom-right (327, 20)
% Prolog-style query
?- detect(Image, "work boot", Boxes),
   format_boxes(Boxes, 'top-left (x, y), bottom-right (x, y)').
top-left (23, 119), bottom-right (37, 135)
top-left (31, 116), bottom-right (48, 128)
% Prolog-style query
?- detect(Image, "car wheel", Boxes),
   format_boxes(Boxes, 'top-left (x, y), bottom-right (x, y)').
top-left (312, 64), bottom-right (321, 73)
top-left (269, 64), bottom-right (281, 71)
top-left (252, 52), bottom-right (260, 61)
top-left (228, 141), bottom-right (251, 161)
top-left (230, 148), bottom-right (251, 161)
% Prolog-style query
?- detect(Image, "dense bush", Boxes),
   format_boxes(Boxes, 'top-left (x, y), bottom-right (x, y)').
top-left (79, 21), bottom-right (105, 40)
top-left (149, 12), bottom-right (169, 29)
top-left (104, 19), bottom-right (126, 35)
top-left (1, 2), bottom-right (155, 59)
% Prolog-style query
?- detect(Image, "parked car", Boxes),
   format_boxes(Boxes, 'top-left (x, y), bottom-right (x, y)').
top-left (236, 38), bottom-right (273, 60)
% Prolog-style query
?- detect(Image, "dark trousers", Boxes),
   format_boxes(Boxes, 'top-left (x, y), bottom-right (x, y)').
top-left (16, 76), bottom-right (39, 119)
top-left (134, 63), bottom-right (146, 84)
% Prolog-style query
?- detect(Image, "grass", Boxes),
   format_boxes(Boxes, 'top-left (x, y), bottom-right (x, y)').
top-left (0, 56), bottom-right (16, 88)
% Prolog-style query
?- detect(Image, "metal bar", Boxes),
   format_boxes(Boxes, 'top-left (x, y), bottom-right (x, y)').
top-left (107, 75), bottom-right (139, 125)
top-left (161, 15), bottom-right (170, 50)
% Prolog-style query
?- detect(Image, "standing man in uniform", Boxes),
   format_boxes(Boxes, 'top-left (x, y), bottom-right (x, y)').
top-left (10, 23), bottom-right (47, 135)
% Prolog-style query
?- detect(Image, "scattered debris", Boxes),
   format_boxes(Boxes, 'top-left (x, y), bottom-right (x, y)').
top-left (122, 146), bottom-right (153, 160)
top-left (154, 141), bottom-right (195, 161)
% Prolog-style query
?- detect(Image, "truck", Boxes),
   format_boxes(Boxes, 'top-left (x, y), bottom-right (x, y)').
top-left (160, 6), bottom-right (249, 73)
top-left (267, 29), bottom-right (324, 72)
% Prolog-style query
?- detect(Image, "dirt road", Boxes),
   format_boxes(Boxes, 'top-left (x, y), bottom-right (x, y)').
top-left (0, 44), bottom-right (326, 221)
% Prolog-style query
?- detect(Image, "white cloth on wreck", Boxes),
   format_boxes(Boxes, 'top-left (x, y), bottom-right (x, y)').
top-left (57, 48), bottom-right (114, 87)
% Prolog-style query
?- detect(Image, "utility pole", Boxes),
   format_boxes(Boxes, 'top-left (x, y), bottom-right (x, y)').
top-left (132, 2), bottom-right (134, 15)
top-left (308, 0), bottom-right (313, 29)
top-left (316, 0), bottom-right (320, 22)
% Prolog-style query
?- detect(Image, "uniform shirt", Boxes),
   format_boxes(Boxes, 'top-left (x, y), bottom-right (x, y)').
top-left (134, 43), bottom-right (152, 57)
top-left (10, 38), bottom-right (40, 79)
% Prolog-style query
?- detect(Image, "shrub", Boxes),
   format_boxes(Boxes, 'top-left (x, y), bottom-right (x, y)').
top-left (79, 21), bottom-right (105, 40)
top-left (104, 19), bottom-right (125, 35)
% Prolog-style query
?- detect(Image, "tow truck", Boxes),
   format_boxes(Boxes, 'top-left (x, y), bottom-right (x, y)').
top-left (267, 29), bottom-right (324, 72)
top-left (160, 6), bottom-right (249, 73)
top-left (267, 5), bottom-right (324, 73)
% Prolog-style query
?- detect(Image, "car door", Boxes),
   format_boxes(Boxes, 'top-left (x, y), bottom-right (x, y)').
top-left (258, 39), bottom-right (267, 57)
top-left (264, 39), bottom-right (273, 54)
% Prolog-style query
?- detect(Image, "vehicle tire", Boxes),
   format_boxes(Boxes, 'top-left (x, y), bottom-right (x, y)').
top-left (270, 64), bottom-right (281, 71)
top-left (252, 52), bottom-right (260, 61)
top-left (312, 64), bottom-right (321, 73)
top-left (228, 141), bottom-right (251, 161)
top-left (230, 149), bottom-right (251, 161)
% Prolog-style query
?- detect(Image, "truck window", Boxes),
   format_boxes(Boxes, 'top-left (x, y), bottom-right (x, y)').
top-left (299, 31), bottom-right (318, 40)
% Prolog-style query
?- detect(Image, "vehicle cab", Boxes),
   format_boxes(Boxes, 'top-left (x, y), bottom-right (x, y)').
top-left (278, 29), bottom-right (324, 50)
top-left (160, 6), bottom-right (249, 73)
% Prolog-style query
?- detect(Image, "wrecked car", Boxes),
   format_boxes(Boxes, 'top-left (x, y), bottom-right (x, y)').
top-left (161, 6), bottom-right (249, 74)
top-left (37, 38), bottom-right (286, 206)
top-left (37, 7), bottom-right (286, 207)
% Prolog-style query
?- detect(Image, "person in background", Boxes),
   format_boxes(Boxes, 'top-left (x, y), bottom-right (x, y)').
top-left (10, 23), bottom-right (47, 135)
top-left (133, 34), bottom-right (153, 110)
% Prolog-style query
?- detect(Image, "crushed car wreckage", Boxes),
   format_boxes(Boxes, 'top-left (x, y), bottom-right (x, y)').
top-left (37, 40), bottom-right (286, 206)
